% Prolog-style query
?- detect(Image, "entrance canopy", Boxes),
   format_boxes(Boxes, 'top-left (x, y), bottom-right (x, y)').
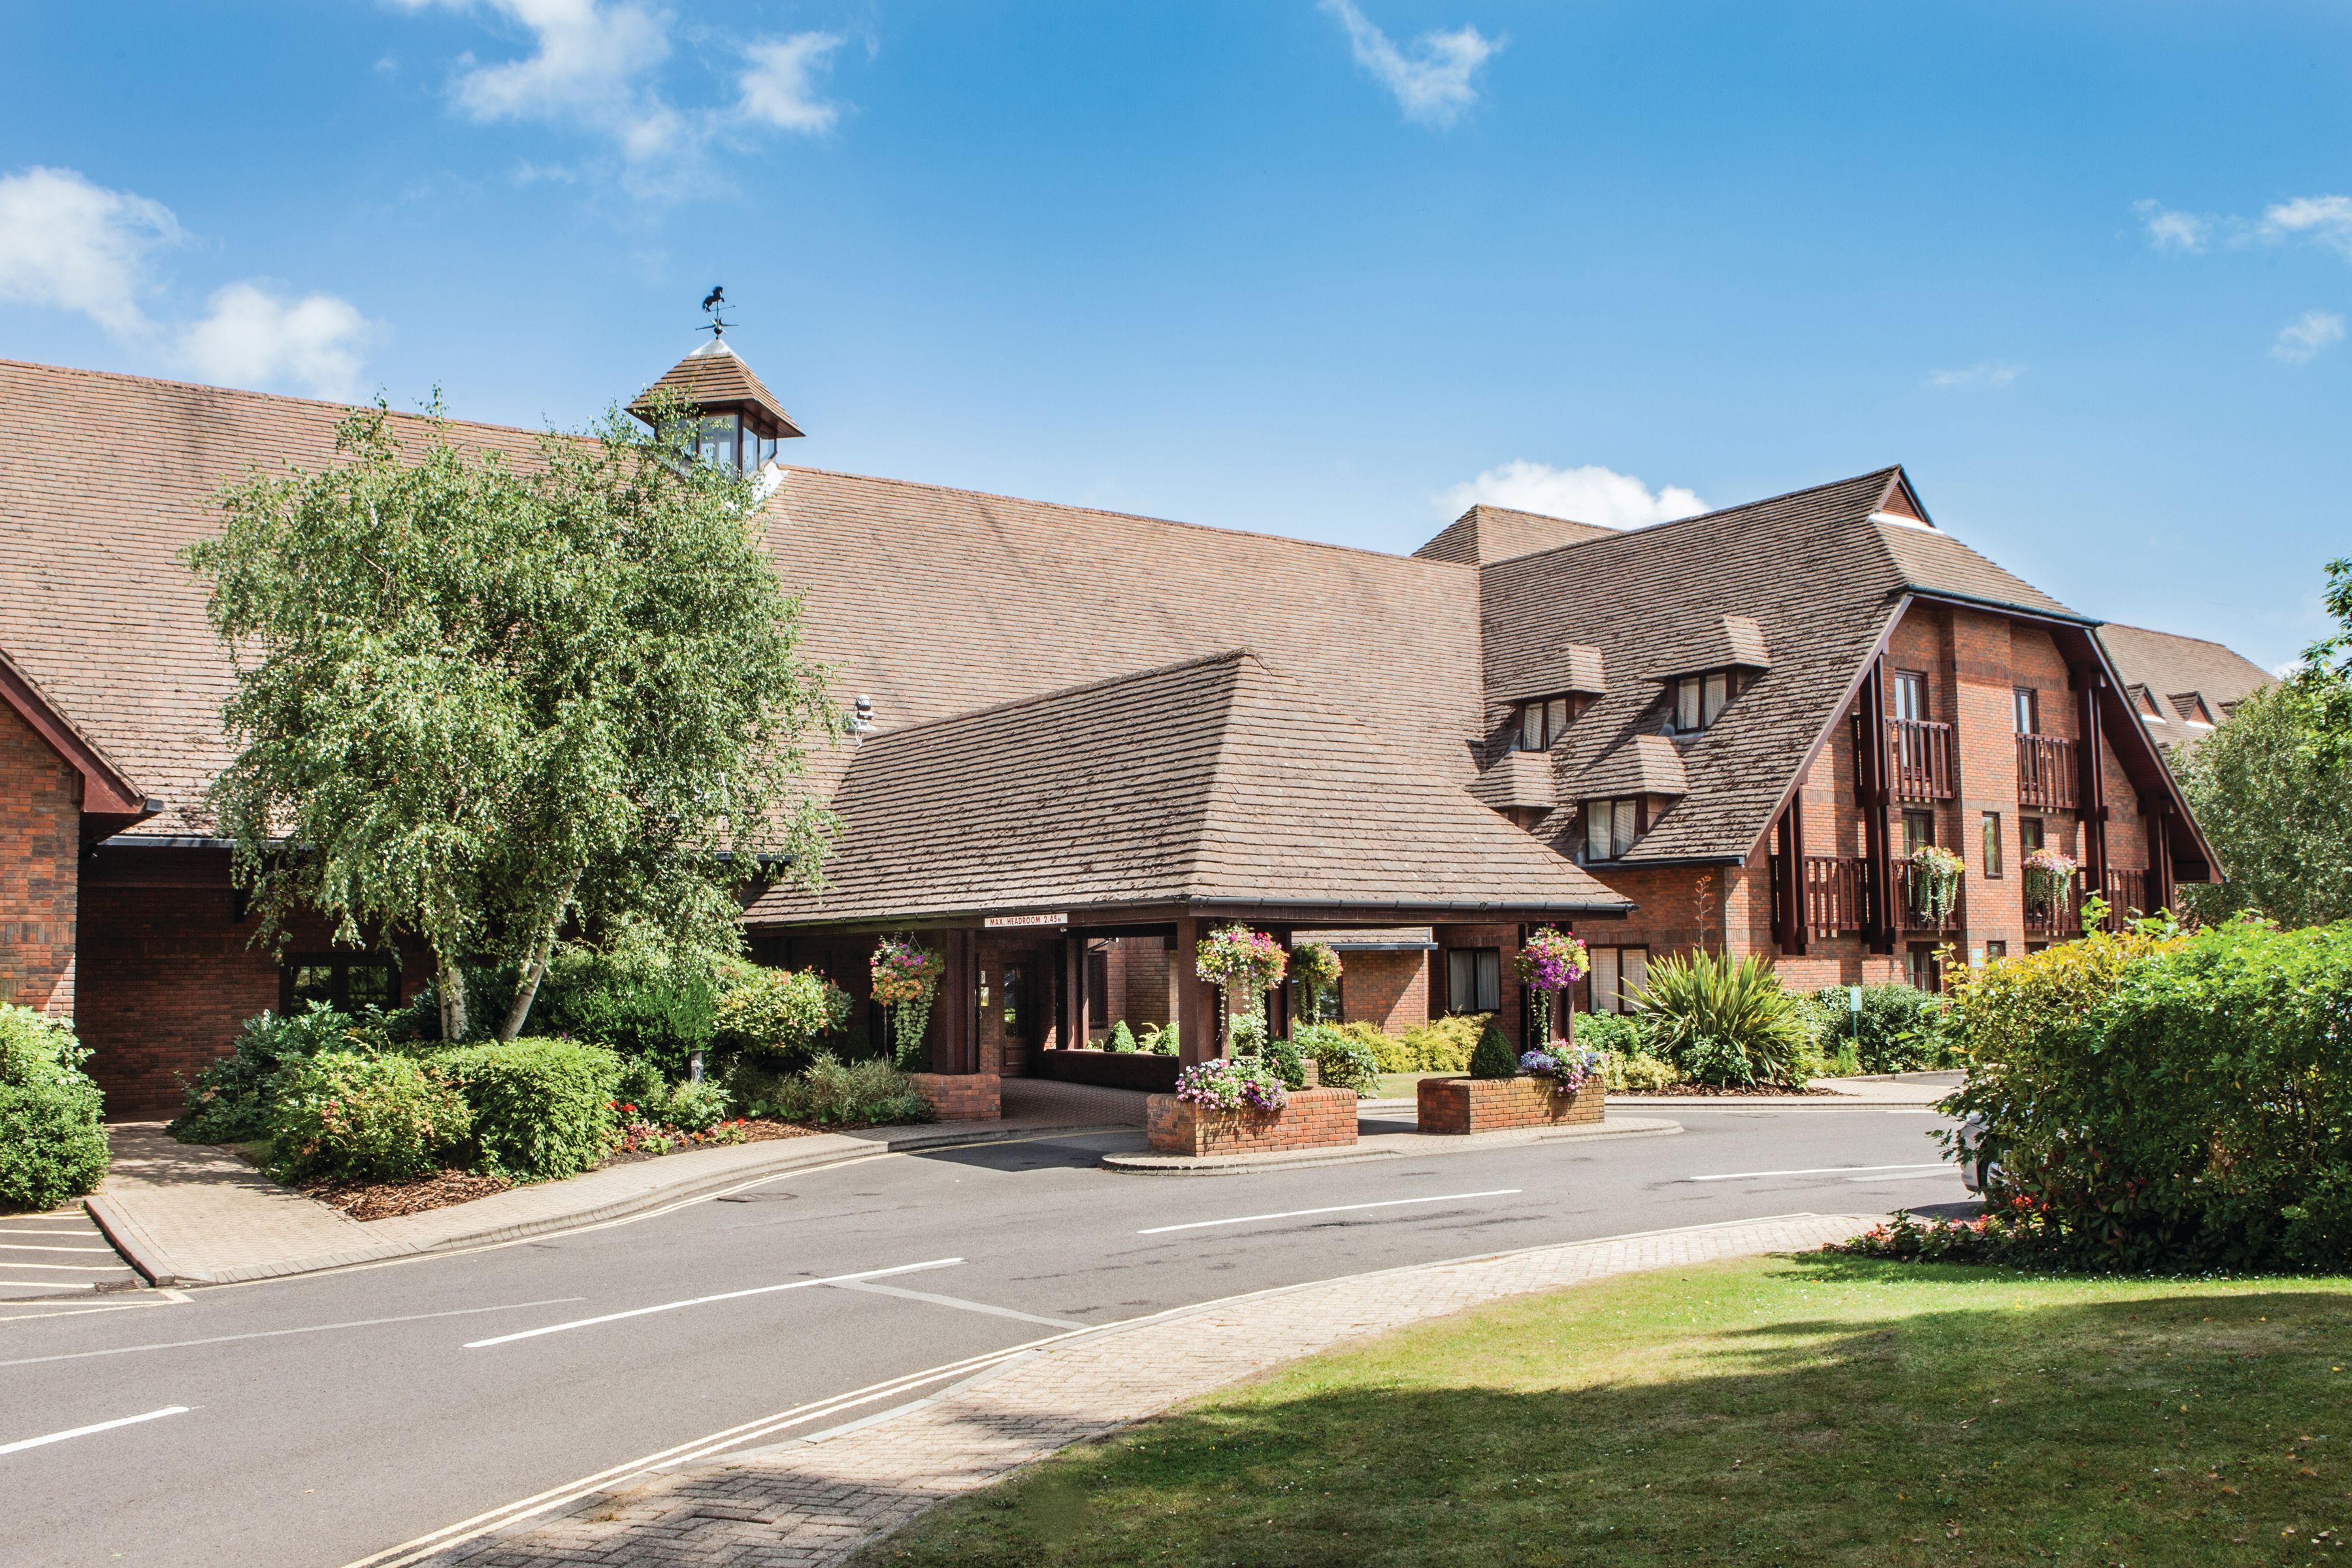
top-left (747, 649), bottom-right (1631, 934)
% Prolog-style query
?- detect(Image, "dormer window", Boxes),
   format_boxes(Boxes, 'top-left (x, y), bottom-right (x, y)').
top-left (2171, 693), bottom-right (2215, 728)
top-left (2134, 685), bottom-right (2163, 720)
top-left (1582, 796), bottom-right (1641, 862)
top-left (1516, 694), bottom-right (1575, 751)
top-left (1670, 670), bottom-right (1734, 734)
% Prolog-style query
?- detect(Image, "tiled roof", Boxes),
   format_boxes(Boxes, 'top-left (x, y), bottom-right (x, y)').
top-left (1490, 642), bottom-right (1606, 702)
top-left (1574, 734), bottom-right (1689, 798)
top-left (1467, 749), bottom-right (1556, 811)
top-left (2097, 621), bottom-right (2274, 753)
top-left (628, 338), bottom-right (805, 438)
top-left (1413, 504), bottom-right (1616, 566)
top-left (748, 651), bottom-right (1629, 925)
top-left (1642, 613), bottom-right (1770, 681)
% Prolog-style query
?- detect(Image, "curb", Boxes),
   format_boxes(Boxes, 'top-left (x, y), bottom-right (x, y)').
top-left (90, 1119), bottom-right (1139, 1289)
top-left (1100, 1114), bottom-right (1682, 1175)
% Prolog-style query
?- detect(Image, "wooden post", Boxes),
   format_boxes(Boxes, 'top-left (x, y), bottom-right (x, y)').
top-left (1173, 915), bottom-right (1218, 1066)
top-left (1857, 660), bottom-right (1896, 955)
top-left (1062, 935), bottom-right (1086, 1051)
top-left (2148, 798), bottom-right (2174, 915)
top-left (2078, 670), bottom-right (2109, 895)
top-left (936, 929), bottom-right (977, 1073)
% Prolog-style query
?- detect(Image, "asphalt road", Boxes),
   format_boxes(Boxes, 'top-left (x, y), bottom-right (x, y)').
top-left (0, 1106), bottom-right (1963, 1568)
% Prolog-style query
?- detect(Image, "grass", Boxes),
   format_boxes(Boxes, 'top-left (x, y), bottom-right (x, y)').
top-left (855, 1253), bottom-right (2352, 1567)
top-left (1373, 1071), bottom-right (1446, 1101)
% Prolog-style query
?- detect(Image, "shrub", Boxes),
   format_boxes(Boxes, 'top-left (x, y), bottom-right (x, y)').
top-left (662, 1078), bottom-right (734, 1133)
top-left (1469, 1024), bottom-right (1517, 1080)
top-left (1631, 953), bottom-right (1809, 1087)
top-left (1608, 1053), bottom-right (1679, 1092)
top-left (1257, 1036), bottom-right (1309, 1090)
top-left (534, 944), bottom-right (717, 1074)
top-left (1103, 1021), bottom-right (1138, 1054)
top-left (1137, 1020), bottom-right (1179, 1056)
top-left (429, 1037), bottom-right (623, 1181)
top-left (1946, 915), bottom-right (2352, 1271)
top-left (1569, 1009), bottom-right (1651, 1058)
top-left (1403, 1014), bottom-right (1482, 1073)
top-left (710, 961), bottom-right (851, 1069)
top-left (169, 1004), bottom-right (384, 1144)
top-left (1803, 984), bottom-right (1952, 1073)
top-left (0, 1005), bottom-right (110, 1210)
top-left (740, 1053), bottom-right (933, 1126)
top-left (266, 1050), bottom-right (472, 1183)
top-left (1337, 1022), bottom-right (1413, 1074)
top-left (615, 1055), bottom-right (671, 1124)
top-left (1293, 1022), bottom-right (1378, 1094)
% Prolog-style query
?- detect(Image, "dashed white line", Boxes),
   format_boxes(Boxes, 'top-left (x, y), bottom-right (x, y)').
top-left (0, 1406), bottom-right (189, 1458)
top-left (1137, 1189), bottom-right (1524, 1235)
top-left (464, 1258), bottom-right (965, 1349)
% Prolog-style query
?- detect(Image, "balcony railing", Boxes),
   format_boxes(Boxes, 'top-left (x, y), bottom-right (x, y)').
top-left (2102, 868), bottom-right (2148, 930)
top-left (1896, 858), bottom-right (1962, 932)
top-left (1887, 717), bottom-right (1955, 802)
top-left (1801, 855), bottom-right (1867, 939)
top-left (2016, 732), bottom-right (2079, 810)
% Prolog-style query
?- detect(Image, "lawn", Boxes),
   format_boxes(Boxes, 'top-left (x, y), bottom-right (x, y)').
top-left (856, 1253), bottom-right (2352, 1567)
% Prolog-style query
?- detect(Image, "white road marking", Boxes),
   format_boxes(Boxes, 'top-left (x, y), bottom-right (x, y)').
top-left (0, 1406), bottom-right (189, 1458)
top-left (1137, 1189), bottom-right (1524, 1235)
top-left (0, 1243), bottom-right (114, 1253)
top-left (0, 1298), bottom-right (587, 1369)
top-left (464, 1259), bottom-right (965, 1349)
top-left (829, 1279), bottom-right (1086, 1330)
top-left (1685, 1162), bottom-right (1951, 1183)
top-left (0, 1260), bottom-right (130, 1271)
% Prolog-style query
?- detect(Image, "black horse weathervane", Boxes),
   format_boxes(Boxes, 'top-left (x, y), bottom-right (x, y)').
top-left (699, 286), bottom-right (732, 338)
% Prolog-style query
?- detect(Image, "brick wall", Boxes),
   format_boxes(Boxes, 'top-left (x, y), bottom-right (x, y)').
top-left (1100, 936), bottom-right (1170, 1029)
top-left (0, 700), bottom-right (80, 1019)
top-left (906, 1071), bottom-right (1000, 1122)
top-left (1417, 1074), bottom-right (1604, 1135)
top-left (1339, 949), bottom-right (1428, 1034)
top-left (1145, 1086), bottom-right (1358, 1156)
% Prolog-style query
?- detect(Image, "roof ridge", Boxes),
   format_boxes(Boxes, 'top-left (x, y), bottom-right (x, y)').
top-left (1475, 465), bottom-right (1906, 573)
top-left (0, 356), bottom-right (570, 443)
top-left (857, 647), bottom-right (1260, 747)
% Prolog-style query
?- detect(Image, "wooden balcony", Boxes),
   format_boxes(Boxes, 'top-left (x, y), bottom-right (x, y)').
top-left (1801, 855), bottom-right (1867, 939)
top-left (2102, 868), bottom-right (2148, 930)
top-left (2025, 880), bottom-right (2081, 939)
top-left (1896, 859), bottom-right (1962, 932)
top-left (1887, 717), bottom-right (1955, 802)
top-left (2016, 733), bottom-right (2079, 810)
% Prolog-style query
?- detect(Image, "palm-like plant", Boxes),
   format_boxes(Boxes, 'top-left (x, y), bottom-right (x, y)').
top-left (1629, 951), bottom-right (1810, 1087)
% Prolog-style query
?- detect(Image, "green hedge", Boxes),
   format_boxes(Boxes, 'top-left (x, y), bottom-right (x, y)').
top-left (170, 1004), bottom-right (384, 1144)
top-left (1950, 916), bottom-right (2352, 1270)
top-left (730, 1053), bottom-right (933, 1126)
top-left (1292, 1024), bottom-right (1379, 1094)
top-left (429, 1038), bottom-right (623, 1181)
top-left (1802, 984), bottom-right (1952, 1073)
top-left (1401, 1015), bottom-right (1481, 1073)
top-left (0, 1004), bottom-right (110, 1210)
top-left (266, 1050), bottom-right (472, 1183)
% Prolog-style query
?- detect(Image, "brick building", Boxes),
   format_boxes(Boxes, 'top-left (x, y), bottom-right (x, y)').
top-left (0, 346), bottom-right (2236, 1113)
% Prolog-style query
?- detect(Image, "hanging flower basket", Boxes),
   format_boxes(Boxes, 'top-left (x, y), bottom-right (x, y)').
top-left (2022, 846), bottom-right (2079, 917)
top-left (1291, 940), bottom-right (1343, 1022)
top-left (1907, 845), bottom-right (1965, 924)
top-left (1196, 924), bottom-right (1288, 1047)
top-left (1514, 926), bottom-right (1589, 1045)
top-left (870, 935), bottom-right (943, 1068)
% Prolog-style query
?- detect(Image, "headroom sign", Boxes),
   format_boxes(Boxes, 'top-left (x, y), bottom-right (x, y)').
top-left (983, 912), bottom-right (1068, 929)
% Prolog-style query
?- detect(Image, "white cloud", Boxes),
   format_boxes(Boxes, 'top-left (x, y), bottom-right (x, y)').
top-left (738, 33), bottom-right (844, 134)
top-left (2271, 308), bottom-right (2344, 364)
top-left (2261, 195), bottom-right (2352, 261)
top-left (2134, 199), bottom-right (2211, 254)
top-left (0, 165), bottom-right (181, 335)
top-left (1438, 461), bottom-right (1705, 530)
top-left (1320, 0), bottom-right (1501, 128)
top-left (1926, 361), bottom-right (2025, 389)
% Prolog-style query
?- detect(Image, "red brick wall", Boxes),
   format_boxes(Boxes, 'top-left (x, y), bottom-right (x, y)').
top-left (1417, 1074), bottom-right (1603, 1134)
top-left (1339, 950), bottom-right (1428, 1033)
top-left (1100, 936), bottom-right (1170, 1029)
top-left (1146, 1086), bottom-right (1358, 1156)
top-left (0, 701), bottom-right (81, 1019)
top-left (906, 1071), bottom-right (1000, 1121)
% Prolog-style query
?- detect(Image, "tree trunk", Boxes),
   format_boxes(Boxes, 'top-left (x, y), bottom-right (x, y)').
top-left (497, 873), bottom-right (579, 1043)
top-left (438, 959), bottom-right (468, 1043)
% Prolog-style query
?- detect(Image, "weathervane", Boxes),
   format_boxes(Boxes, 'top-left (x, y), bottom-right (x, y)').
top-left (699, 285), bottom-right (732, 338)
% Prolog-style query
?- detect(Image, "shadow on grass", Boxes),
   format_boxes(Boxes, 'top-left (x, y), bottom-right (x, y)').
top-left (856, 1260), bottom-right (2352, 1568)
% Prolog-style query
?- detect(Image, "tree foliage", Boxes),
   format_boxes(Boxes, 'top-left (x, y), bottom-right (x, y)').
top-left (2174, 557), bottom-right (2352, 928)
top-left (186, 395), bottom-right (839, 1041)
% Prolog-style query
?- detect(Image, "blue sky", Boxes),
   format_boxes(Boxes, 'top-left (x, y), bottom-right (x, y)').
top-left (2, 2), bottom-right (2346, 669)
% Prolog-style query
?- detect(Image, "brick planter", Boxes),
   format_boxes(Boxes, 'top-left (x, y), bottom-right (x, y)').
top-left (1145, 1087), bottom-right (1358, 1157)
top-left (906, 1071), bottom-right (1001, 1122)
top-left (1416, 1075), bottom-right (1603, 1135)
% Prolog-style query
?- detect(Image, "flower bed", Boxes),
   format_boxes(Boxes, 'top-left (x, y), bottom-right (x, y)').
top-left (1416, 1074), bottom-right (1605, 1135)
top-left (1146, 1086), bottom-right (1359, 1158)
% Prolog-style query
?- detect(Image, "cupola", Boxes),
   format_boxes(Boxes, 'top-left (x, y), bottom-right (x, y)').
top-left (629, 291), bottom-right (805, 474)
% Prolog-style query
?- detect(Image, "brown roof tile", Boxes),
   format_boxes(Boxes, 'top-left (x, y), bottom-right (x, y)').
top-left (628, 339), bottom-right (804, 438)
top-left (2097, 621), bottom-right (2274, 753)
top-left (1413, 503), bottom-right (1617, 566)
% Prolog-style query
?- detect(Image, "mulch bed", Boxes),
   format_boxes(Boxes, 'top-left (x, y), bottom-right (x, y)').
top-left (1609, 1083), bottom-right (1839, 1097)
top-left (304, 1117), bottom-right (828, 1222)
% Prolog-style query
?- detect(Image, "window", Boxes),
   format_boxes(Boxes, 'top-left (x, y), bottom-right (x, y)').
top-left (1984, 940), bottom-right (2008, 961)
top-left (2172, 693), bottom-right (2214, 728)
top-left (1903, 809), bottom-right (1935, 855)
top-left (282, 954), bottom-right (400, 1015)
top-left (1981, 811), bottom-right (2002, 878)
top-left (2134, 685), bottom-right (2162, 718)
top-left (697, 414), bottom-right (742, 470)
top-left (2020, 816), bottom-right (2045, 854)
top-left (1002, 962), bottom-right (1025, 1037)
top-left (1586, 945), bottom-right (1648, 1014)
top-left (1893, 670), bottom-right (1928, 723)
top-left (1446, 948), bottom-right (1501, 1014)
top-left (1906, 943), bottom-right (1942, 992)
top-left (2013, 687), bottom-right (2039, 734)
top-left (1584, 796), bottom-right (1640, 862)
top-left (1516, 694), bottom-right (1573, 751)
top-left (1672, 671), bottom-right (1735, 734)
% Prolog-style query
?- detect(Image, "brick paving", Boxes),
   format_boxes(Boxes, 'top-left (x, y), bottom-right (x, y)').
top-left (410, 1212), bottom-right (1870, 1568)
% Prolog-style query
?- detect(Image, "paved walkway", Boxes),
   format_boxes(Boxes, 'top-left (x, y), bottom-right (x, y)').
top-left (387, 1211), bottom-right (1871, 1568)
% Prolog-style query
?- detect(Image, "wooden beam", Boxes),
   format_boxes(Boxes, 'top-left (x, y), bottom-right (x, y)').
top-left (1857, 659), bottom-right (1897, 955)
top-left (1172, 916), bottom-right (1218, 1066)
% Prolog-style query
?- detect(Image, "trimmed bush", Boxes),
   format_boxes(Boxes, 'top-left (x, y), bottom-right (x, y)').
top-left (266, 1050), bottom-right (472, 1183)
top-left (711, 960), bottom-right (851, 1069)
top-left (1258, 1036), bottom-right (1309, 1091)
top-left (1947, 915), bottom-right (2352, 1271)
top-left (1608, 1053), bottom-right (1678, 1092)
top-left (735, 1053), bottom-right (933, 1126)
top-left (0, 1004), bottom-right (110, 1210)
top-left (662, 1078), bottom-right (734, 1133)
top-left (1293, 1023), bottom-right (1379, 1094)
top-left (1468, 1024), bottom-right (1517, 1080)
top-left (1631, 953), bottom-right (1808, 1087)
top-left (1347, 1023), bottom-right (1416, 1075)
top-left (169, 1004), bottom-right (385, 1145)
top-left (534, 945), bottom-right (717, 1074)
top-left (1103, 1021), bottom-right (1138, 1054)
top-left (430, 1038), bottom-right (623, 1181)
top-left (1403, 1014), bottom-right (1482, 1073)
top-left (1137, 1021), bottom-right (1179, 1056)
